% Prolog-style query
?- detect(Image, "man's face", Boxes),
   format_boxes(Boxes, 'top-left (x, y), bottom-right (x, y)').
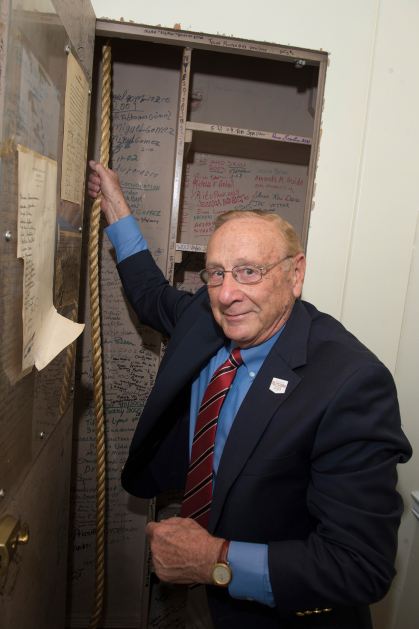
top-left (205, 218), bottom-right (306, 348)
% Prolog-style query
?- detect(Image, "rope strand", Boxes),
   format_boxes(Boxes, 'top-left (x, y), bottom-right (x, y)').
top-left (87, 39), bottom-right (111, 629)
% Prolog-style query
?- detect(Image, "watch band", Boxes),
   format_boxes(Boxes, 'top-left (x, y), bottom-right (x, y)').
top-left (211, 540), bottom-right (232, 587)
top-left (218, 540), bottom-right (230, 564)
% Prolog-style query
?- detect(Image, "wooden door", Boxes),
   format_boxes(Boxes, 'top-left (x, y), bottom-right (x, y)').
top-left (0, 0), bottom-right (95, 626)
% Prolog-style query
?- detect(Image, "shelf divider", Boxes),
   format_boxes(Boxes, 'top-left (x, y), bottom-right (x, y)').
top-left (186, 121), bottom-right (312, 146)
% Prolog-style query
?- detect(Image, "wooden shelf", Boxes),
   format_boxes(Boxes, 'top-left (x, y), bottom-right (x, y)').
top-left (185, 122), bottom-right (311, 165)
top-left (176, 243), bottom-right (207, 253)
top-left (186, 121), bottom-right (312, 146)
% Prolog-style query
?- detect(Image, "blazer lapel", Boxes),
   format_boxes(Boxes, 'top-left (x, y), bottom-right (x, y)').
top-left (208, 299), bottom-right (312, 533)
top-left (130, 307), bottom-right (226, 449)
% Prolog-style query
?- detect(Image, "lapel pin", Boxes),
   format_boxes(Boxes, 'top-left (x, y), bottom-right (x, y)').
top-left (269, 378), bottom-right (288, 394)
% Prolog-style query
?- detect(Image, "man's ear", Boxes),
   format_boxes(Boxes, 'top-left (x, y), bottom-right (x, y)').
top-left (292, 254), bottom-right (306, 298)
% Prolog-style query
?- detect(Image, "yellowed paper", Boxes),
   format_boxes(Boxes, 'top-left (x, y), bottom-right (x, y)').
top-left (61, 51), bottom-right (89, 205)
top-left (17, 145), bottom-right (84, 379)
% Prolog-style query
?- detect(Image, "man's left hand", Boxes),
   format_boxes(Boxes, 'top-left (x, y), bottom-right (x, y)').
top-left (146, 517), bottom-right (224, 584)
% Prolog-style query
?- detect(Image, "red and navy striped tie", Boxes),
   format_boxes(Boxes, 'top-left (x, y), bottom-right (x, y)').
top-left (180, 348), bottom-right (243, 529)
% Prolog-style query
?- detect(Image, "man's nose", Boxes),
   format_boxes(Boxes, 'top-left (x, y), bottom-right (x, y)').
top-left (218, 272), bottom-right (244, 304)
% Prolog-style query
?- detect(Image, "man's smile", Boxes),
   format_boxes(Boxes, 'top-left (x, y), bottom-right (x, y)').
top-left (222, 311), bottom-right (253, 320)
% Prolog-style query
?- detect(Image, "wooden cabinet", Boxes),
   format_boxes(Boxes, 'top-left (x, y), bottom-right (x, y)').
top-left (68, 22), bottom-right (327, 626)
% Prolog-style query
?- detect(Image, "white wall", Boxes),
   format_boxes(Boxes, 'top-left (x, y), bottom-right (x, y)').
top-left (339, 0), bottom-right (419, 372)
top-left (91, 1), bottom-right (419, 626)
top-left (390, 214), bottom-right (419, 629)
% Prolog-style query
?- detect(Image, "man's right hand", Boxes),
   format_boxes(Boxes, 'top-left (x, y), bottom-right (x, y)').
top-left (87, 160), bottom-right (132, 225)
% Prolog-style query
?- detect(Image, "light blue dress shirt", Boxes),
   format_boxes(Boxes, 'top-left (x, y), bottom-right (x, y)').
top-left (106, 215), bottom-right (277, 607)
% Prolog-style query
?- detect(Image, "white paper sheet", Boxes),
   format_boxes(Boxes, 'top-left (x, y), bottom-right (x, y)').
top-left (17, 145), bottom-right (84, 380)
top-left (61, 51), bottom-right (89, 205)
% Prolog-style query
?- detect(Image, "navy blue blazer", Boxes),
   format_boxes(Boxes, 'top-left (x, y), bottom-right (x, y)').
top-left (119, 249), bottom-right (411, 626)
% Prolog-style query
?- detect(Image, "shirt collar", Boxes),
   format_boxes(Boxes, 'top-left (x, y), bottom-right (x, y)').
top-left (229, 325), bottom-right (285, 375)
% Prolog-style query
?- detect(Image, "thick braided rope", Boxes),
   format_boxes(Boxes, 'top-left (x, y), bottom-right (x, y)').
top-left (88, 40), bottom-right (111, 629)
top-left (58, 303), bottom-right (79, 418)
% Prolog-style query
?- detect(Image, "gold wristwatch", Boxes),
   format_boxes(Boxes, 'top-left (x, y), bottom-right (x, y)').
top-left (211, 540), bottom-right (232, 587)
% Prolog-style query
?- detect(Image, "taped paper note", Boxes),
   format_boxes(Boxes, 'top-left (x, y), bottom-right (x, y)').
top-left (61, 51), bottom-right (89, 205)
top-left (17, 145), bottom-right (84, 380)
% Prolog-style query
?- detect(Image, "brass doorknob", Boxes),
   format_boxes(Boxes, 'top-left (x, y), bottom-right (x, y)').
top-left (0, 515), bottom-right (30, 577)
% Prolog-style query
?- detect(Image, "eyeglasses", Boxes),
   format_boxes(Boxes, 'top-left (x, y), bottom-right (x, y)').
top-left (199, 255), bottom-right (293, 286)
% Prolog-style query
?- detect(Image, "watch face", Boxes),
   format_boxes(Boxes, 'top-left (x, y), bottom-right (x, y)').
top-left (212, 564), bottom-right (231, 585)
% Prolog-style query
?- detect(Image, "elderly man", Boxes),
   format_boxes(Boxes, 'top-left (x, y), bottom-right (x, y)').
top-left (88, 161), bottom-right (411, 629)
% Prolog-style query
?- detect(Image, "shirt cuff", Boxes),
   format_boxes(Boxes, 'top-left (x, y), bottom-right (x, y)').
top-left (227, 542), bottom-right (275, 608)
top-left (105, 214), bottom-right (148, 263)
